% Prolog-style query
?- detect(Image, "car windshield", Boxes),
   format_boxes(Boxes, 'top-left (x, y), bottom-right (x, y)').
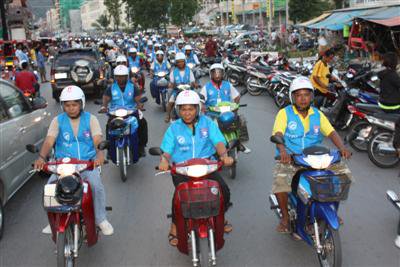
top-left (56, 51), bottom-right (96, 65)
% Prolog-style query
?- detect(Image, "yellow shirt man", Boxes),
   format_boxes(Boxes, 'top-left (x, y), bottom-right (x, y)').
top-left (272, 106), bottom-right (334, 137)
top-left (310, 60), bottom-right (330, 95)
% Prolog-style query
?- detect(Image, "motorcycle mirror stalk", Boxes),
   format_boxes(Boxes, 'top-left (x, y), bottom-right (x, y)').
top-left (270, 135), bottom-right (297, 155)
top-left (149, 147), bottom-right (163, 156)
top-left (97, 140), bottom-right (109, 150)
top-left (26, 144), bottom-right (39, 153)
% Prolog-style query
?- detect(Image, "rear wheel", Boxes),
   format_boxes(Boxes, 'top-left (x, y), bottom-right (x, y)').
top-left (317, 222), bottom-right (342, 267)
top-left (161, 90), bottom-right (167, 112)
top-left (227, 70), bottom-right (240, 87)
top-left (246, 77), bottom-right (263, 96)
top-left (0, 197), bottom-right (4, 240)
top-left (118, 147), bottom-right (128, 182)
top-left (198, 237), bottom-right (210, 267)
top-left (367, 130), bottom-right (399, 168)
top-left (347, 121), bottom-right (371, 152)
top-left (274, 87), bottom-right (289, 108)
top-left (57, 226), bottom-right (75, 267)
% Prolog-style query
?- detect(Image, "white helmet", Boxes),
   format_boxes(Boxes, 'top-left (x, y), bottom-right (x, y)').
top-left (209, 63), bottom-right (224, 77)
top-left (19, 60), bottom-right (28, 68)
top-left (167, 39), bottom-right (172, 43)
top-left (175, 52), bottom-right (186, 61)
top-left (175, 90), bottom-right (201, 116)
top-left (60, 85), bottom-right (86, 109)
top-left (184, 44), bottom-right (192, 51)
top-left (156, 50), bottom-right (164, 56)
top-left (114, 65), bottom-right (129, 76)
top-left (128, 47), bottom-right (137, 53)
top-left (147, 41), bottom-right (153, 46)
top-left (154, 43), bottom-right (161, 48)
top-left (289, 76), bottom-right (314, 104)
top-left (177, 39), bottom-right (184, 45)
top-left (116, 55), bottom-right (127, 63)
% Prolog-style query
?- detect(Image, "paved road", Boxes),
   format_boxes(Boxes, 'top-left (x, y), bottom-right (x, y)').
top-left (0, 76), bottom-right (399, 267)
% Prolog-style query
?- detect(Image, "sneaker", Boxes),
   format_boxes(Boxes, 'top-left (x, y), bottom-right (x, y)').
top-left (42, 224), bottom-right (52, 234)
top-left (98, 220), bottom-right (114, 236)
top-left (239, 143), bottom-right (251, 154)
top-left (395, 235), bottom-right (400, 249)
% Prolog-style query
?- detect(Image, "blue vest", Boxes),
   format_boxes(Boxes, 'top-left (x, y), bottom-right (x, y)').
top-left (110, 81), bottom-right (136, 109)
top-left (277, 106), bottom-right (324, 156)
top-left (186, 52), bottom-right (196, 64)
top-left (154, 60), bottom-right (169, 73)
top-left (128, 56), bottom-right (140, 68)
top-left (173, 67), bottom-right (191, 85)
top-left (166, 116), bottom-right (218, 163)
top-left (55, 112), bottom-right (96, 160)
top-left (168, 45), bottom-right (176, 52)
top-left (205, 81), bottom-right (232, 107)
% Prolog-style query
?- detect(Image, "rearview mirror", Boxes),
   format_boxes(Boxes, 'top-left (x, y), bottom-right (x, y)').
top-left (31, 97), bottom-right (48, 110)
top-left (149, 147), bottom-right (162, 156)
top-left (270, 135), bottom-right (285, 145)
top-left (97, 140), bottom-right (109, 150)
top-left (140, 96), bottom-right (148, 103)
top-left (26, 144), bottom-right (39, 153)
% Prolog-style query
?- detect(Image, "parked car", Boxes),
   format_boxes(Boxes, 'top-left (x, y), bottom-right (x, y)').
top-left (0, 79), bottom-right (50, 239)
top-left (50, 47), bottom-right (108, 102)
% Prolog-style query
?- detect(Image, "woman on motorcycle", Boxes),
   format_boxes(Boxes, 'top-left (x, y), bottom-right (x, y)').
top-left (158, 90), bottom-right (234, 246)
top-left (378, 52), bottom-right (400, 155)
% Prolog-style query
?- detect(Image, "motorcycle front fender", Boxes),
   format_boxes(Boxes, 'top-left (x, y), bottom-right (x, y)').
top-left (47, 212), bottom-right (72, 243)
top-left (315, 202), bottom-right (340, 230)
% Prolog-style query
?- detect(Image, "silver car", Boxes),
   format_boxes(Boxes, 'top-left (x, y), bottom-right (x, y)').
top-left (0, 79), bottom-right (50, 239)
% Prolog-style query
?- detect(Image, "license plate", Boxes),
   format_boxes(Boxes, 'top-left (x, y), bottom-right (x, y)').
top-left (55, 72), bottom-right (67, 79)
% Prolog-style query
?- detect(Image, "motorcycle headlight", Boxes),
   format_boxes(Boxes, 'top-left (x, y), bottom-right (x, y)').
top-left (57, 164), bottom-right (76, 177)
top-left (131, 67), bottom-right (139, 73)
top-left (303, 154), bottom-right (333, 169)
top-left (115, 108), bottom-right (128, 117)
top-left (55, 175), bottom-right (82, 205)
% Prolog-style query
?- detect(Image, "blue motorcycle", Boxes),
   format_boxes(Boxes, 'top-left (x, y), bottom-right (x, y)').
top-left (269, 135), bottom-right (351, 267)
top-left (106, 107), bottom-right (140, 182)
top-left (154, 70), bottom-right (169, 112)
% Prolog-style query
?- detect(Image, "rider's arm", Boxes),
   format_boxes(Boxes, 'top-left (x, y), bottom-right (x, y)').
top-left (230, 84), bottom-right (240, 104)
top-left (193, 54), bottom-right (200, 65)
top-left (168, 72), bottom-right (175, 89)
top-left (101, 86), bottom-right (112, 110)
top-left (189, 71), bottom-right (197, 88)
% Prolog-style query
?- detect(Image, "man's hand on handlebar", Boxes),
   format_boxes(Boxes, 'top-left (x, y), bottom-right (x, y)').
top-left (99, 106), bottom-right (108, 113)
top-left (221, 156), bottom-right (234, 167)
top-left (340, 148), bottom-right (352, 159)
top-left (279, 150), bottom-right (291, 164)
top-left (158, 157), bottom-right (169, 171)
top-left (94, 153), bottom-right (105, 167)
top-left (34, 157), bottom-right (46, 170)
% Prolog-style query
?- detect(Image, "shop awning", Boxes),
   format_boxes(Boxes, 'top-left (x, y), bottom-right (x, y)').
top-left (298, 12), bottom-right (332, 27)
top-left (367, 16), bottom-right (400, 27)
top-left (356, 5), bottom-right (400, 21)
top-left (308, 9), bottom-right (367, 30)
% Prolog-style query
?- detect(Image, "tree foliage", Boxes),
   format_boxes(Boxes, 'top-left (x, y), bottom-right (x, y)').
top-left (104, 0), bottom-right (121, 30)
top-left (94, 14), bottom-right (110, 30)
top-left (124, 0), bottom-right (169, 29)
top-left (289, 0), bottom-right (331, 24)
top-left (169, 0), bottom-right (199, 27)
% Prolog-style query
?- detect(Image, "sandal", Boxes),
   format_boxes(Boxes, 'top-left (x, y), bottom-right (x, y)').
top-left (164, 116), bottom-right (170, 123)
top-left (168, 233), bottom-right (178, 246)
top-left (276, 221), bottom-right (290, 234)
top-left (224, 221), bottom-right (233, 233)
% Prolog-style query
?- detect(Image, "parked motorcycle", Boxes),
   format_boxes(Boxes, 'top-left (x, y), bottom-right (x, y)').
top-left (269, 135), bottom-right (351, 267)
top-left (27, 142), bottom-right (110, 267)
top-left (149, 147), bottom-right (226, 267)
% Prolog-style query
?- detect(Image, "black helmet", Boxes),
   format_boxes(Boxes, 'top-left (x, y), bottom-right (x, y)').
top-left (55, 175), bottom-right (83, 205)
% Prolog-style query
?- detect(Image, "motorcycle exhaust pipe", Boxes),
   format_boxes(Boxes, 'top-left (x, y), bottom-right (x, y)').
top-left (386, 190), bottom-right (400, 211)
top-left (248, 83), bottom-right (267, 89)
top-left (269, 194), bottom-right (282, 219)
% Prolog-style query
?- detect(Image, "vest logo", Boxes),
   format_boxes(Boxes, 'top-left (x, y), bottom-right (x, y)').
top-left (63, 132), bottom-right (70, 141)
top-left (288, 121), bottom-right (297, 131)
top-left (224, 89), bottom-right (229, 95)
top-left (200, 128), bottom-right (209, 138)
top-left (112, 90), bottom-right (118, 96)
top-left (313, 125), bottom-right (320, 134)
top-left (208, 90), bottom-right (214, 96)
top-left (83, 130), bottom-right (91, 138)
top-left (177, 135), bottom-right (186, 145)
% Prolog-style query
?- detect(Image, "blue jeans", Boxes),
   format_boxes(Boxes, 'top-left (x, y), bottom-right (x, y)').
top-left (48, 168), bottom-right (107, 224)
top-left (150, 79), bottom-right (160, 104)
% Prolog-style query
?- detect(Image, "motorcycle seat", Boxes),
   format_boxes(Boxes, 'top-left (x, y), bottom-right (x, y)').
top-left (371, 112), bottom-right (400, 123)
top-left (355, 103), bottom-right (382, 114)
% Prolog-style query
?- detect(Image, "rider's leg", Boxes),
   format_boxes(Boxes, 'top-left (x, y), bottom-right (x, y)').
top-left (165, 93), bottom-right (176, 122)
top-left (138, 117), bottom-right (148, 156)
top-left (272, 162), bottom-right (297, 231)
top-left (83, 169), bottom-right (108, 225)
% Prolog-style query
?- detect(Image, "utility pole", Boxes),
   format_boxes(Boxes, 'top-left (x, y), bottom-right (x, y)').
top-left (0, 0), bottom-right (9, 40)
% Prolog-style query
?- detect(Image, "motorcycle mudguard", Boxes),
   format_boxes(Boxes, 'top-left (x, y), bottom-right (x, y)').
top-left (108, 130), bottom-right (139, 164)
top-left (47, 212), bottom-right (72, 243)
top-left (314, 202), bottom-right (340, 230)
top-left (175, 179), bottom-right (225, 254)
top-left (81, 182), bottom-right (98, 246)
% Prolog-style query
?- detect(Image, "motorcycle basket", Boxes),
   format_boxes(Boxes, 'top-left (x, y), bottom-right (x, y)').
top-left (43, 184), bottom-right (81, 213)
top-left (178, 187), bottom-right (221, 219)
top-left (306, 174), bottom-right (351, 202)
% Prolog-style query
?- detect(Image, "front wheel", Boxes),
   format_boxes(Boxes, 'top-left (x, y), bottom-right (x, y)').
top-left (347, 121), bottom-right (371, 152)
top-left (317, 222), bottom-right (342, 267)
top-left (118, 147), bottom-right (128, 182)
top-left (57, 226), bottom-right (75, 267)
top-left (198, 237), bottom-right (210, 267)
top-left (367, 130), bottom-right (399, 168)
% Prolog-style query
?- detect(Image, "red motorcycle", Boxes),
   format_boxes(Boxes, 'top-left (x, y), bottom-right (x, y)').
top-left (27, 144), bottom-right (109, 267)
top-left (149, 148), bottom-right (226, 267)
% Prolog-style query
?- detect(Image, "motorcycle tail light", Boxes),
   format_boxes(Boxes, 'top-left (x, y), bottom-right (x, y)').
top-left (50, 69), bottom-right (55, 83)
top-left (100, 69), bottom-right (104, 79)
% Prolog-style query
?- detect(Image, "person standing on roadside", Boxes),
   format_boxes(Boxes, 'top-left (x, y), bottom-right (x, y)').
top-left (37, 46), bottom-right (48, 83)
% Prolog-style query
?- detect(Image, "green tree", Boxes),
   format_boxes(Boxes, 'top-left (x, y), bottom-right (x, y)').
top-left (289, 0), bottom-right (331, 24)
top-left (93, 14), bottom-right (110, 30)
top-left (104, 0), bottom-right (121, 30)
top-left (124, 0), bottom-right (169, 30)
top-left (169, 0), bottom-right (199, 27)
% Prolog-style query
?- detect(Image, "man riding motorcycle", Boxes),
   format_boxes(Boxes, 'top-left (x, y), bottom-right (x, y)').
top-left (184, 44), bottom-right (200, 66)
top-left (100, 65), bottom-right (148, 157)
top-left (34, 85), bottom-right (114, 236)
top-left (157, 90), bottom-right (234, 246)
top-left (150, 50), bottom-right (171, 104)
top-left (176, 40), bottom-right (185, 53)
top-left (165, 52), bottom-right (197, 123)
top-left (271, 76), bottom-right (352, 233)
top-left (14, 60), bottom-right (40, 97)
top-left (127, 47), bottom-right (145, 91)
